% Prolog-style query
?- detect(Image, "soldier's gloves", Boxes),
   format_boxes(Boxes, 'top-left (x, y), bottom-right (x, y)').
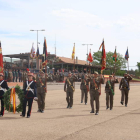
top-left (34, 97), bottom-right (38, 101)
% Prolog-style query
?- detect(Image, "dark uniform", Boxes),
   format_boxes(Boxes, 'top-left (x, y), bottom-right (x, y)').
top-left (80, 76), bottom-right (90, 104)
top-left (36, 74), bottom-right (46, 112)
top-left (0, 79), bottom-right (9, 116)
top-left (119, 74), bottom-right (132, 106)
top-left (90, 72), bottom-right (104, 115)
top-left (64, 74), bottom-right (77, 108)
top-left (22, 80), bottom-right (37, 117)
top-left (105, 76), bottom-right (119, 110)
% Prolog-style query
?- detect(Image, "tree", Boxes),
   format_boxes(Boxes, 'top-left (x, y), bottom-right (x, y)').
top-left (137, 62), bottom-right (140, 72)
top-left (92, 51), bottom-right (126, 73)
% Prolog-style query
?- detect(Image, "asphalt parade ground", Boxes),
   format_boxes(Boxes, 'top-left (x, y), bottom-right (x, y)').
top-left (1, 83), bottom-right (140, 140)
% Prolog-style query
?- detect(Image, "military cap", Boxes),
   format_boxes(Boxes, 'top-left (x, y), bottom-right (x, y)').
top-left (0, 73), bottom-right (4, 76)
top-left (94, 71), bottom-right (98, 75)
top-left (109, 75), bottom-right (112, 77)
top-left (124, 73), bottom-right (127, 75)
top-left (28, 72), bottom-right (33, 76)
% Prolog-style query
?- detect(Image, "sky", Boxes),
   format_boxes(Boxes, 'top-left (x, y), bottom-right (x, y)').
top-left (0, 0), bottom-right (140, 70)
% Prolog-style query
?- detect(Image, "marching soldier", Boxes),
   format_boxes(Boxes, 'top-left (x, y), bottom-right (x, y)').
top-left (119, 73), bottom-right (132, 107)
top-left (0, 73), bottom-right (9, 117)
top-left (105, 75), bottom-right (119, 110)
top-left (64, 72), bottom-right (77, 109)
top-left (20, 72), bottom-right (38, 118)
top-left (36, 71), bottom-right (47, 113)
top-left (90, 71), bottom-right (104, 115)
top-left (8, 69), bottom-right (13, 82)
top-left (80, 74), bottom-right (90, 105)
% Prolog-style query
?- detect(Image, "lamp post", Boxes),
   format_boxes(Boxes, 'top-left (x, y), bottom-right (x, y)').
top-left (30, 29), bottom-right (45, 48)
top-left (30, 30), bottom-right (45, 70)
top-left (82, 44), bottom-right (93, 64)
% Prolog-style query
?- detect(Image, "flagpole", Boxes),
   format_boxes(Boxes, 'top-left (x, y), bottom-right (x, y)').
top-left (127, 47), bottom-right (129, 74)
top-left (45, 37), bottom-right (47, 93)
top-left (114, 46), bottom-right (117, 94)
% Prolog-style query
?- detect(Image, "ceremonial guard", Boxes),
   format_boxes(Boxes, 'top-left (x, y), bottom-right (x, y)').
top-left (21, 72), bottom-right (38, 118)
top-left (105, 75), bottom-right (119, 110)
top-left (119, 73), bottom-right (132, 107)
top-left (64, 72), bottom-right (77, 109)
top-left (36, 71), bottom-right (47, 113)
top-left (80, 74), bottom-right (90, 105)
top-left (0, 73), bottom-right (9, 117)
top-left (90, 71), bottom-right (104, 115)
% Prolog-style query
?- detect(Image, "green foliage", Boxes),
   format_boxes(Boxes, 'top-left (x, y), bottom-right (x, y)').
top-left (137, 62), bottom-right (140, 72)
top-left (3, 85), bottom-right (24, 113)
top-left (92, 51), bottom-right (126, 72)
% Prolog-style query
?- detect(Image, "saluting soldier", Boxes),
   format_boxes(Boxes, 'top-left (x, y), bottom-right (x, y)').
top-left (20, 72), bottom-right (38, 118)
top-left (80, 74), bottom-right (90, 105)
top-left (0, 73), bottom-right (9, 117)
top-left (90, 71), bottom-right (104, 115)
top-left (36, 71), bottom-right (47, 113)
top-left (64, 72), bottom-right (77, 109)
top-left (105, 75), bottom-right (119, 110)
top-left (119, 73), bottom-right (132, 107)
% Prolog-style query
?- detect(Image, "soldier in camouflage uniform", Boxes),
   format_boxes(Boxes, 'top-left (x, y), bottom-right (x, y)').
top-left (8, 69), bottom-right (12, 82)
top-left (105, 75), bottom-right (119, 110)
top-left (36, 71), bottom-right (47, 113)
top-left (119, 73), bottom-right (132, 107)
top-left (64, 72), bottom-right (77, 109)
top-left (90, 71), bottom-right (104, 115)
top-left (80, 74), bottom-right (90, 105)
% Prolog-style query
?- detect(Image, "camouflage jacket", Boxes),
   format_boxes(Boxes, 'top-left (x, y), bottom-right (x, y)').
top-left (119, 76), bottom-right (132, 89)
top-left (80, 78), bottom-right (90, 90)
top-left (105, 79), bottom-right (119, 91)
top-left (36, 76), bottom-right (46, 93)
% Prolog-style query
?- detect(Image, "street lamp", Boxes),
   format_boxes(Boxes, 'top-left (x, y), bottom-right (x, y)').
top-left (30, 29), bottom-right (45, 48)
top-left (82, 44), bottom-right (93, 64)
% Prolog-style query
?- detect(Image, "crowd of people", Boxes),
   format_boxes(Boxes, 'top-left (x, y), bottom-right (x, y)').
top-left (0, 69), bottom-right (132, 118)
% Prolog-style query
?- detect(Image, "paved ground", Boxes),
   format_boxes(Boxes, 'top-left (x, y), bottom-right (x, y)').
top-left (1, 83), bottom-right (140, 140)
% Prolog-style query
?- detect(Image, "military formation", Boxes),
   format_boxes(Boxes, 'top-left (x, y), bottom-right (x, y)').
top-left (0, 70), bottom-right (132, 118)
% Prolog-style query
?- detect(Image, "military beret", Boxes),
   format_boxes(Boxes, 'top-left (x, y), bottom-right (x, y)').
top-left (124, 73), bottom-right (127, 75)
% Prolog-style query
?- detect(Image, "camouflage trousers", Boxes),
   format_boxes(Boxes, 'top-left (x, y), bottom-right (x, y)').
top-left (121, 89), bottom-right (129, 105)
top-left (90, 89), bottom-right (100, 113)
top-left (66, 91), bottom-right (73, 107)
top-left (106, 90), bottom-right (114, 109)
top-left (37, 92), bottom-right (46, 111)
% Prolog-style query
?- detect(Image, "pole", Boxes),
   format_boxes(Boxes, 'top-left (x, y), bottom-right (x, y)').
top-left (45, 37), bottom-right (47, 93)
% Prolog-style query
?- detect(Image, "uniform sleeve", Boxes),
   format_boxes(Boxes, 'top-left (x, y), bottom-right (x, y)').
top-left (5, 81), bottom-right (9, 90)
top-left (34, 82), bottom-right (37, 97)
top-left (114, 79), bottom-right (119, 83)
top-left (23, 81), bottom-right (27, 92)
top-left (128, 75), bottom-right (132, 81)
top-left (100, 77), bottom-right (104, 84)
top-left (64, 79), bottom-right (67, 91)
top-left (119, 79), bottom-right (123, 89)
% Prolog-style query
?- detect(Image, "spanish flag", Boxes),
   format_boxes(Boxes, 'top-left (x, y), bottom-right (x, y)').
top-left (99, 39), bottom-right (106, 73)
top-left (0, 41), bottom-right (3, 73)
top-left (72, 43), bottom-right (75, 60)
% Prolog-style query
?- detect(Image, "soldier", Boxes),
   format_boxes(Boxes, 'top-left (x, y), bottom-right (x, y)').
top-left (15, 70), bottom-right (18, 82)
top-left (8, 69), bottom-right (13, 82)
top-left (105, 75), bottom-right (119, 110)
top-left (4, 69), bottom-right (8, 80)
top-left (0, 73), bottom-right (9, 117)
top-left (80, 74), bottom-right (90, 105)
top-left (36, 71), bottom-right (47, 113)
top-left (12, 69), bottom-right (15, 82)
top-left (20, 72), bottom-right (38, 118)
top-left (18, 70), bottom-right (22, 82)
top-left (64, 72), bottom-right (77, 109)
top-left (90, 71), bottom-right (104, 115)
top-left (119, 73), bottom-right (132, 107)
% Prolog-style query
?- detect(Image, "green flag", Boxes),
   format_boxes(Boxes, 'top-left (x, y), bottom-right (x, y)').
top-left (113, 48), bottom-right (118, 62)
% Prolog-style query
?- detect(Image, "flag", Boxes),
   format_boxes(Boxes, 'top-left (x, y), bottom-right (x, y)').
top-left (30, 43), bottom-right (36, 59)
top-left (125, 48), bottom-right (129, 61)
top-left (0, 41), bottom-right (3, 73)
top-left (36, 45), bottom-right (39, 58)
top-left (72, 44), bottom-right (75, 60)
top-left (113, 47), bottom-right (118, 62)
top-left (99, 39), bottom-right (106, 73)
top-left (42, 37), bottom-right (47, 63)
top-left (88, 49), bottom-right (93, 62)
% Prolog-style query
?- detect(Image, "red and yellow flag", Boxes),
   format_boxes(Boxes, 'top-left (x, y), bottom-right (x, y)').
top-left (99, 39), bottom-right (106, 73)
top-left (88, 49), bottom-right (93, 62)
top-left (72, 43), bottom-right (75, 60)
top-left (0, 41), bottom-right (3, 73)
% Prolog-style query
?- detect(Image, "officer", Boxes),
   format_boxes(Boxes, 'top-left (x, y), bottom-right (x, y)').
top-left (90, 71), bottom-right (104, 115)
top-left (119, 73), bottom-right (132, 107)
top-left (105, 75), bottom-right (119, 110)
top-left (64, 72), bottom-right (77, 109)
top-left (36, 71), bottom-right (47, 113)
top-left (80, 74), bottom-right (90, 105)
top-left (0, 73), bottom-right (9, 117)
top-left (20, 72), bottom-right (38, 118)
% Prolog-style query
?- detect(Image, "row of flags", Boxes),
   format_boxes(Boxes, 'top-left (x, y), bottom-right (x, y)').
top-left (71, 39), bottom-right (129, 73)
